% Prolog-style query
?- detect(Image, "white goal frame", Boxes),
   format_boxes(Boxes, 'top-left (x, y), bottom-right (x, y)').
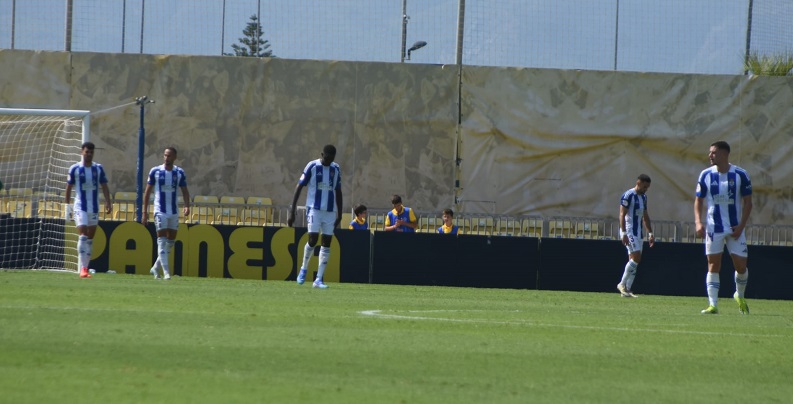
top-left (0, 108), bottom-right (91, 271)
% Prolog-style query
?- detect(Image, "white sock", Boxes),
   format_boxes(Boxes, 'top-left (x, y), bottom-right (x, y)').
top-left (86, 239), bottom-right (93, 270)
top-left (77, 235), bottom-right (88, 269)
top-left (164, 239), bottom-right (175, 275)
top-left (316, 246), bottom-right (330, 283)
top-left (621, 260), bottom-right (638, 290)
top-left (301, 242), bottom-right (314, 271)
top-left (735, 269), bottom-right (748, 298)
top-left (157, 237), bottom-right (170, 276)
top-left (706, 272), bottom-right (720, 307)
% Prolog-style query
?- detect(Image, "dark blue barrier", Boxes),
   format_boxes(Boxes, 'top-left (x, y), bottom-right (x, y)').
top-left (371, 232), bottom-right (537, 289)
top-left (3, 218), bottom-right (790, 300)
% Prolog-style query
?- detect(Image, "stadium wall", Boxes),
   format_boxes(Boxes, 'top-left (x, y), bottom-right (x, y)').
top-left (0, 50), bottom-right (791, 225)
top-left (2, 219), bottom-right (790, 300)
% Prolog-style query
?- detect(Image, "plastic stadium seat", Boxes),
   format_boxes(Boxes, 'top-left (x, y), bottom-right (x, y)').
top-left (37, 200), bottom-right (62, 219)
top-left (548, 220), bottom-right (573, 238)
top-left (114, 191), bottom-right (135, 202)
top-left (216, 196), bottom-right (246, 224)
top-left (521, 218), bottom-right (543, 237)
top-left (113, 202), bottom-right (137, 221)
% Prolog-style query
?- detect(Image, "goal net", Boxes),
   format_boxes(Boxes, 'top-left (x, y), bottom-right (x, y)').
top-left (0, 108), bottom-right (89, 272)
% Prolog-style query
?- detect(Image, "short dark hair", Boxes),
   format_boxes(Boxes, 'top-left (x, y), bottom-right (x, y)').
top-left (391, 194), bottom-right (402, 205)
top-left (323, 144), bottom-right (336, 156)
top-left (637, 174), bottom-right (651, 183)
top-left (81, 142), bottom-right (95, 151)
top-left (711, 141), bottom-right (730, 153)
top-left (165, 146), bottom-right (178, 156)
top-left (443, 208), bottom-right (454, 217)
top-left (354, 204), bottom-right (367, 215)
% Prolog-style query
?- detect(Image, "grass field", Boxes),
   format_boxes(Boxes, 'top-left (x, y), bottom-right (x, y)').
top-left (1, 270), bottom-right (791, 403)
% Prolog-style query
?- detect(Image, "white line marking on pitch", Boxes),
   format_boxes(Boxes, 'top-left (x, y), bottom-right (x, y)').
top-left (358, 310), bottom-right (784, 338)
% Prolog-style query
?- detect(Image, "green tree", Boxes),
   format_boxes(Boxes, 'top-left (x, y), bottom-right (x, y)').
top-left (226, 14), bottom-right (275, 57)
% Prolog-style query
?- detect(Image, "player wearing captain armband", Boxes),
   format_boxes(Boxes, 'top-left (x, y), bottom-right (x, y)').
top-left (616, 174), bottom-right (655, 298)
top-left (288, 144), bottom-right (343, 289)
top-left (64, 142), bottom-right (113, 278)
top-left (695, 141), bottom-right (752, 315)
top-left (142, 147), bottom-right (191, 281)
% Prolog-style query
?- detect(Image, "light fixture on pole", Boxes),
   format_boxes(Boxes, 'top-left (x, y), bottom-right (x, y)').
top-left (400, 0), bottom-right (427, 62)
top-left (407, 41), bottom-right (427, 61)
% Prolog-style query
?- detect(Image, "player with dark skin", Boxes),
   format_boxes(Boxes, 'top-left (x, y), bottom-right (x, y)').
top-left (287, 147), bottom-right (343, 250)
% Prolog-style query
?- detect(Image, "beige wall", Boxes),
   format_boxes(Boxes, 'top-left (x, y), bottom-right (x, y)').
top-left (1, 50), bottom-right (790, 224)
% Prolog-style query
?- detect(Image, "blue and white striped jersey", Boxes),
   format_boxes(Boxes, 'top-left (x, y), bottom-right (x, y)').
top-left (67, 162), bottom-right (108, 213)
top-left (696, 164), bottom-right (752, 234)
top-left (298, 159), bottom-right (341, 212)
top-left (620, 188), bottom-right (648, 238)
top-left (147, 165), bottom-right (188, 215)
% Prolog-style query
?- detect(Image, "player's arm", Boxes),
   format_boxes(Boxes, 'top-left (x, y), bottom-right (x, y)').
top-left (141, 183), bottom-right (153, 225)
top-left (64, 183), bottom-right (73, 205)
top-left (619, 205), bottom-right (629, 246)
top-left (642, 209), bottom-right (654, 247)
top-left (402, 209), bottom-right (418, 230)
top-left (334, 188), bottom-right (343, 228)
top-left (694, 197), bottom-right (705, 238)
top-left (100, 183), bottom-right (112, 214)
top-left (180, 185), bottom-right (191, 219)
top-left (732, 195), bottom-right (752, 238)
top-left (287, 183), bottom-right (305, 228)
top-left (385, 213), bottom-right (398, 231)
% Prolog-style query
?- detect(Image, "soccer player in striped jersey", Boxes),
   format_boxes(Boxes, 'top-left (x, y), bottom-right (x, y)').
top-left (288, 145), bottom-right (343, 289)
top-left (349, 204), bottom-right (368, 230)
top-left (617, 174), bottom-right (655, 297)
top-left (437, 208), bottom-right (460, 234)
top-left (695, 141), bottom-right (752, 314)
top-left (385, 195), bottom-right (417, 233)
top-left (142, 147), bottom-right (191, 280)
top-left (65, 142), bottom-right (113, 278)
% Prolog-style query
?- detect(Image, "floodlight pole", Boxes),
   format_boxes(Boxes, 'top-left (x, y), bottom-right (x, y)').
top-left (135, 96), bottom-right (155, 222)
top-left (401, 0), bottom-right (408, 63)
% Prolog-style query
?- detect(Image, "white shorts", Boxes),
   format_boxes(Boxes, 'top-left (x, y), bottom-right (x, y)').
top-left (705, 231), bottom-right (748, 257)
top-left (624, 234), bottom-right (644, 255)
top-left (306, 208), bottom-right (336, 235)
top-left (154, 212), bottom-right (180, 232)
top-left (73, 210), bottom-right (99, 227)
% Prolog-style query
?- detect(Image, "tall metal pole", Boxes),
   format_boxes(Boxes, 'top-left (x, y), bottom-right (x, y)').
top-left (613, 0), bottom-right (620, 70)
top-left (401, 0), bottom-right (408, 63)
top-left (140, 0), bottom-right (146, 53)
top-left (455, 0), bottom-right (465, 66)
top-left (134, 96), bottom-right (154, 222)
top-left (221, 0), bottom-right (226, 55)
top-left (743, 0), bottom-right (754, 75)
top-left (121, 0), bottom-right (126, 53)
top-left (11, 0), bottom-right (15, 49)
top-left (65, 0), bottom-right (73, 51)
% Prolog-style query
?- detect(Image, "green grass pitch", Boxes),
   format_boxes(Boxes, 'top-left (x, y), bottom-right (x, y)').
top-left (1, 270), bottom-right (791, 403)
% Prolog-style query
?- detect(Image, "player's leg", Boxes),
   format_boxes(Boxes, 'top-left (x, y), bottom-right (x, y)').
top-left (617, 237), bottom-right (642, 297)
top-left (74, 211), bottom-right (92, 278)
top-left (311, 211), bottom-right (335, 289)
top-left (313, 233), bottom-right (333, 289)
top-left (157, 215), bottom-right (179, 280)
top-left (702, 232), bottom-right (725, 313)
top-left (727, 234), bottom-right (750, 313)
top-left (298, 209), bottom-right (320, 285)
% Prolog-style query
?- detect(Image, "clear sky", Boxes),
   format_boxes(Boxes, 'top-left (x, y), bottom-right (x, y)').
top-left (1, 0), bottom-right (791, 74)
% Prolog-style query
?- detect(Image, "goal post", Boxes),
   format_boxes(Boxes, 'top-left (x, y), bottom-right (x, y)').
top-left (0, 108), bottom-right (91, 271)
